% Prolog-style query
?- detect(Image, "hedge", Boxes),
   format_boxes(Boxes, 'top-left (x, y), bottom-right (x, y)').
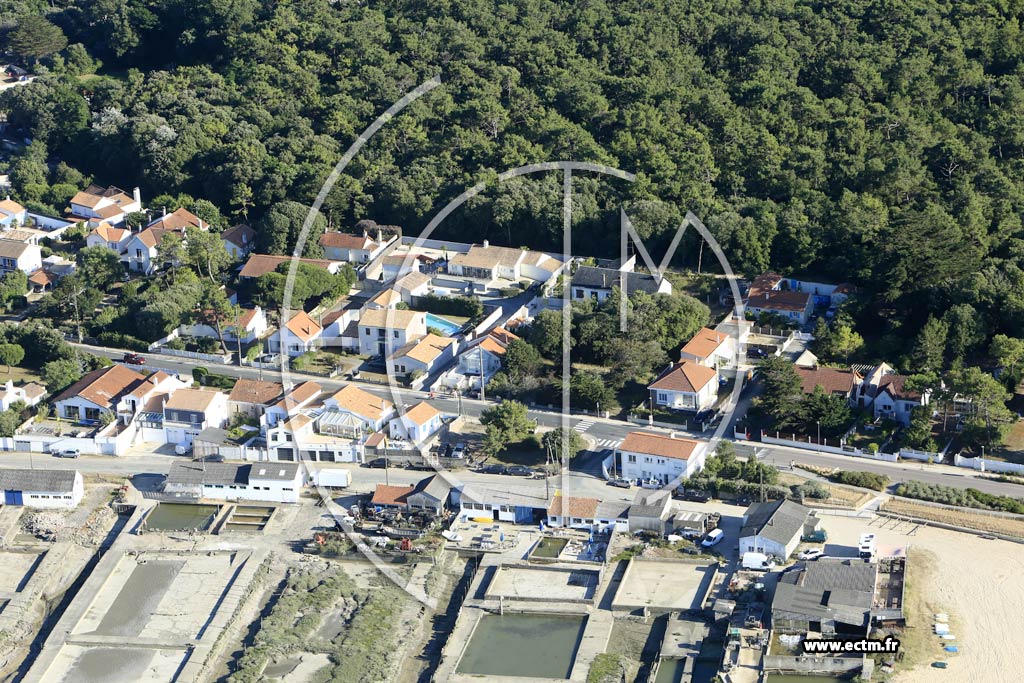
top-left (412, 293), bottom-right (482, 318)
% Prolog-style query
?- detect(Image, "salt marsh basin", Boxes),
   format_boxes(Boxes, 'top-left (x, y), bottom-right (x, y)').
top-left (456, 613), bottom-right (588, 679)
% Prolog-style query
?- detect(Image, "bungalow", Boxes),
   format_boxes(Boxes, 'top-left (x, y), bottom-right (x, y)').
top-left (221, 224), bottom-right (255, 259)
top-left (228, 379), bottom-right (284, 420)
top-left (67, 185), bottom-right (142, 226)
top-left (457, 484), bottom-right (550, 524)
top-left (746, 272), bottom-right (814, 326)
top-left (738, 499), bottom-right (820, 560)
top-left (648, 361), bottom-right (719, 412)
top-left (617, 431), bottom-right (707, 485)
top-left (0, 197), bottom-right (27, 227)
top-left (180, 306), bottom-right (269, 345)
top-left (679, 327), bottom-right (736, 371)
top-left (357, 307), bottom-right (427, 357)
top-left (238, 254), bottom-right (340, 280)
top-left (627, 489), bottom-right (675, 535)
top-left (0, 380), bottom-right (45, 411)
top-left (85, 222), bottom-right (131, 253)
top-left (447, 241), bottom-right (563, 285)
top-left (319, 230), bottom-right (387, 263)
top-left (0, 239), bottom-right (41, 275)
top-left (52, 364), bottom-right (149, 422)
top-left (279, 310), bottom-right (323, 357)
top-left (570, 265), bottom-right (671, 302)
top-left (0, 468), bottom-right (84, 509)
top-left (547, 493), bottom-right (602, 530)
top-left (164, 461), bottom-right (303, 504)
top-left (795, 364), bottom-right (861, 401)
top-left (162, 388), bottom-right (230, 448)
top-left (390, 334), bottom-right (458, 377)
top-left (322, 384), bottom-right (395, 432)
top-left (389, 401), bottom-right (443, 445)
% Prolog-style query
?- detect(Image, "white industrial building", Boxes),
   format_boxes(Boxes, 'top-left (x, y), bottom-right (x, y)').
top-left (164, 461), bottom-right (303, 504)
top-left (0, 468), bottom-right (84, 508)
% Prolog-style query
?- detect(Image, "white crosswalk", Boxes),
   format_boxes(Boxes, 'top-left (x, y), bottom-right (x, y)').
top-left (573, 419), bottom-right (595, 432)
top-left (594, 438), bottom-right (621, 449)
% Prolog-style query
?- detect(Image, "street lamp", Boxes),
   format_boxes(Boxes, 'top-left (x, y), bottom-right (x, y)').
top-left (816, 420), bottom-right (821, 445)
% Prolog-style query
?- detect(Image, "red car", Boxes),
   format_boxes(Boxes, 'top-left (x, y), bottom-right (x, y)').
top-left (122, 353), bottom-right (146, 365)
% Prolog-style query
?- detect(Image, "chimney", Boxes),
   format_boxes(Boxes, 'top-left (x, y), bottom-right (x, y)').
top-left (482, 239), bottom-right (489, 248)
top-left (162, 206), bottom-right (167, 218)
top-left (132, 187), bottom-right (142, 205)
top-left (377, 229), bottom-right (383, 243)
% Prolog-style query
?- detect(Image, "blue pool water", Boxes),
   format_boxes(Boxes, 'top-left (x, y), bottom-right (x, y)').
top-left (425, 313), bottom-right (463, 336)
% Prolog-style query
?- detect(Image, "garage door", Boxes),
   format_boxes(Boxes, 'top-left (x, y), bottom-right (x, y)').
top-left (4, 490), bottom-right (22, 505)
top-left (276, 447), bottom-right (295, 461)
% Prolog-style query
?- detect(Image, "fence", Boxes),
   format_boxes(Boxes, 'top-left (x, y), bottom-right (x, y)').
top-left (953, 453), bottom-right (1024, 475)
top-left (760, 431), bottom-right (899, 462)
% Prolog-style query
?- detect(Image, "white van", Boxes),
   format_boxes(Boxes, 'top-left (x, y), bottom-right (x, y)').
top-left (701, 528), bottom-right (724, 548)
top-left (741, 552), bottom-right (776, 571)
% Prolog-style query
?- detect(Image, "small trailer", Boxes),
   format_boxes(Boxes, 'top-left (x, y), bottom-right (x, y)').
top-left (310, 469), bottom-right (350, 489)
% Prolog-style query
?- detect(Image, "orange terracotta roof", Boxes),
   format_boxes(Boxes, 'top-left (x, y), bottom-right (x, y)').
top-left (680, 328), bottom-right (729, 360)
top-left (239, 254), bottom-right (334, 279)
top-left (795, 366), bottom-right (860, 395)
top-left (148, 207), bottom-right (203, 232)
top-left (228, 379), bottom-right (284, 406)
top-left (372, 484), bottom-right (414, 507)
top-left (392, 334), bottom-right (456, 365)
top-left (328, 385), bottom-right (393, 421)
top-left (619, 431), bottom-right (701, 460)
top-left (648, 361), bottom-right (717, 393)
top-left (401, 401), bottom-right (440, 426)
top-left (89, 222), bottom-right (130, 243)
top-left (52, 365), bottom-right (148, 409)
top-left (0, 198), bottom-right (25, 215)
top-left (221, 224), bottom-right (254, 248)
top-left (285, 311), bottom-right (322, 342)
top-left (164, 388), bottom-right (222, 412)
top-left (547, 494), bottom-right (601, 519)
top-left (320, 231), bottom-right (373, 249)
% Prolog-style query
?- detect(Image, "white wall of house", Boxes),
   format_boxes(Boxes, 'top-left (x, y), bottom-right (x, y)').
top-left (738, 534), bottom-right (796, 560)
top-left (358, 324), bottom-right (424, 357)
top-left (619, 448), bottom-right (706, 485)
top-left (651, 381), bottom-right (718, 411)
top-left (85, 233), bottom-right (128, 253)
top-left (121, 237), bottom-right (156, 274)
top-left (201, 472), bottom-right (302, 503)
top-left (389, 413), bottom-right (442, 443)
top-left (54, 396), bottom-right (109, 422)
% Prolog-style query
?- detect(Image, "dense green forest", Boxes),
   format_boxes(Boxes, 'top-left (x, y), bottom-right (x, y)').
top-left (2, 0), bottom-right (1024, 366)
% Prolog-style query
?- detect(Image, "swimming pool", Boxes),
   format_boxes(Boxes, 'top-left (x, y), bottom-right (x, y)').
top-left (425, 313), bottom-right (463, 336)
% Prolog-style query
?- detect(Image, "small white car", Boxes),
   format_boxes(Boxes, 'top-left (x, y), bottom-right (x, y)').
top-left (798, 549), bottom-right (825, 561)
top-left (52, 448), bottom-right (80, 458)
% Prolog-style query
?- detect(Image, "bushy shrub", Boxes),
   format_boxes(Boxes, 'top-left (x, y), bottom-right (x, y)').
top-left (829, 470), bottom-right (889, 491)
top-left (413, 293), bottom-right (483, 318)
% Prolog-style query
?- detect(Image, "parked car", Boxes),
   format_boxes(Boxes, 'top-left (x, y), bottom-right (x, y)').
top-left (798, 549), bottom-right (825, 561)
top-left (639, 478), bottom-right (662, 489)
top-left (122, 352), bottom-right (146, 365)
top-left (439, 443), bottom-right (453, 458)
top-left (701, 528), bottom-right (724, 547)
top-left (748, 347), bottom-right (767, 359)
top-left (451, 443), bottom-right (467, 459)
top-left (802, 529), bottom-right (828, 543)
top-left (480, 463), bottom-right (507, 475)
top-left (52, 448), bottom-right (80, 458)
top-left (174, 443), bottom-right (192, 456)
top-left (729, 496), bottom-right (752, 507)
top-left (608, 477), bottom-right (632, 489)
top-left (505, 465), bottom-right (532, 476)
top-left (680, 489), bottom-right (711, 503)
top-left (741, 551), bottom-right (777, 571)
top-left (193, 454), bottom-right (225, 463)
top-left (365, 457), bottom-right (389, 468)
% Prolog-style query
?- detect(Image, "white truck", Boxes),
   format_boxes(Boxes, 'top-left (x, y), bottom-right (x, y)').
top-left (741, 552), bottom-right (777, 571)
top-left (310, 469), bottom-right (350, 489)
top-left (858, 533), bottom-right (877, 560)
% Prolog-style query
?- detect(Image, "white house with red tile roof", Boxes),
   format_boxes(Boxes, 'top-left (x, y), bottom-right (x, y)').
top-left (52, 365), bottom-right (150, 422)
top-left (180, 306), bottom-right (268, 345)
top-left (262, 381), bottom-right (322, 429)
top-left (679, 327), bottom-right (736, 371)
top-left (546, 493), bottom-right (603, 529)
top-left (390, 334), bottom-right (458, 378)
top-left (0, 380), bottom-right (45, 411)
top-left (146, 207), bottom-right (204, 232)
top-left (319, 230), bottom-right (388, 263)
top-left (616, 431), bottom-right (707, 484)
top-left (85, 222), bottom-right (132, 253)
top-left (0, 197), bottom-right (27, 227)
top-left (389, 401), bottom-right (443, 445)
top-left (0, 238), bottom-right (41, 275)
top-left (857, 362), bottom-right (929, 426)
top-left (278, 310), bottom-right (322, 357)
top-left (67, 185), bottom-right (141, 226)
top-left (648, 361), bottom-right (719, 412)
top-left (120, 226), bottom-right (175, 274)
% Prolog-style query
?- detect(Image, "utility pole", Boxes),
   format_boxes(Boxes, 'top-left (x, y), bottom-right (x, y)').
top-left (478, 345), bottom-right (485, 401)
top-left (383, 437), bottom-right (389, 487)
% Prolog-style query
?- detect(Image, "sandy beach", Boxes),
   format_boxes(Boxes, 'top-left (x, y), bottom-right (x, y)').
top-left (816, 515), bottom-right (1024, 683)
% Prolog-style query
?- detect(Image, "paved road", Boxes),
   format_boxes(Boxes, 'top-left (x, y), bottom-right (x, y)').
top-left (69, 343), bottom-right (1024, 500)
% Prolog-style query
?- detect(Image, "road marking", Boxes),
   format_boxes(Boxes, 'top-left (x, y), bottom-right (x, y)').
top-left (574, 419), bottom-right (595, 433)
top-left (595, 438), bottom-right (621, 448)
